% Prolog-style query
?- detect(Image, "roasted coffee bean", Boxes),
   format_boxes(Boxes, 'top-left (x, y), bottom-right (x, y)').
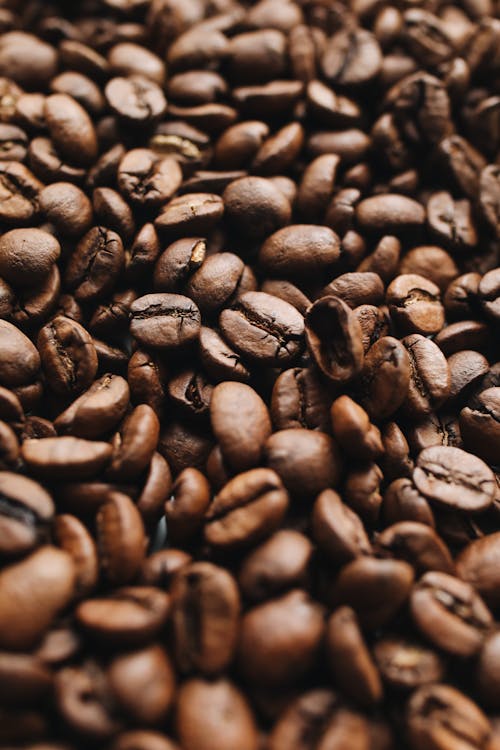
top-left (118, 149), bottom-right (182, 210)
top-left (271, 366), bottom-right (331, 432)
top-left (326, 606), bottom-right (383, 706)
top-left (0, 546), bottom-right (75, 650)
top-left (155, 193), bottom-right (224, 240)
top-left (305, 296), bottom-right (364, 383)
top-left (65, 226), bottom-right (124, 303)
top-left (219, 291), bottom-right (305, 367)
top-left (198, 326), bottom-right (250, 384)
top-left (105, 76), bottom-right (167, 125)
top-left (457, 532), bottom-right (500, 608)
top-left (204, 468), bottom-right (289, 550)
top-left (356, 195), bottom-right (426, 233)
top-left (343, 462), bottom-right (384, 525)
top-left (130, 293), bottom-right (201, 349)
top-left (22, 437), bottom-right (112, 480)
top-left (353, 304), bottom-right (391, 353)
top-left (0, 228), bottom-right (60, 288)
top-left (54, 374), bottom-right (130, 439)
top-left (0, 162), bottom-right (43, 226)
top-left (55, 662), bottom-right (120, 740)
top-left (110, 731), bottom-right (180, 750)
top-left (164, 467), bottom-right (210, 543)
top-left (154, 237), bottom-right (206, 293)
top-left (330, 395), bottom-right (383, 460)
top-left (313, 488), bottom-right (372, 563)
top-left (39, 182), bottom-right (93, 238)
top-left (53, 513), bottom-right (99, 598)
top-left (37, 316), bottom-right (98, 397)
top-left (238, 589), bottom-right (324, 686)
top-left (176, 678), bottom-right (258, 750)
top-left (358, 336), bottom-right (411, 420)
top-left (0, 32), bottom-right (57, 89)
top-left (44, 94), bottom-right (98, 167)
top-left (184, 253), bottom-right (248, 314)
top-left (259, 225), bottom-right (340, 278)
top-left (224, 177), bottom-right (291, 241)
top-left (400, 245), bottom-right (459, 293)
top-left (108, 405), bottom-right (160, 480)
top-left (377, 522), bottom-right (454, 575)
top-left (373, 636), bottom-right (445, 691)
top-left (401, 334), bottom-right (451, 418)
top-left (407, 684), bottom-right (491, 750)
top-left (265, 428), bottom-right (341, 496)
top-left (76, 586), bottom-right (170, 645)
top-left (413, 446), bottom-right (496, 512)
top-left (96, 491), bottom-right (145, 585)
top-left (387, 274), bottom-right (445, 336)
top-left (171, 562), bottom-right (240, 675)
top-left (460, 387), bottom-right (500, 464)
top-left (0, 472), bottom-right (54, 558)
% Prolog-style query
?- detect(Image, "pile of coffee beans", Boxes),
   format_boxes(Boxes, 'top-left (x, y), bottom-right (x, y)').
top-left (0, 0), bottom-right (499, 748)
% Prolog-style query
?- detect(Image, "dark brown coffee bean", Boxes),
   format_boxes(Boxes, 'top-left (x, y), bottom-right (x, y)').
top-left (322, 28), bottom-right (382, 85)
top-left (259, 225), bottom-right (340, 278)
top-left (326, 606), bottom-right (383, 706)
top-left (118, 148), bottom-right (182, 209)
top-left (0, 320), bottom-right (40, 389)
top-left (92, 188), bottom-right (135, 242)
top-left (176, 678), bottom-right (258, 750)
top-left (271, 366), bottom-right (331, 432)
top-left (22, 437), bottom-right (112, 480)
top-left (199, 326), bottom-right (251, 384)
top-left (227, 29), bottom-right (286, 84)
top-left (39, 182), bottom-right (93, 238)
top-left (353, 304), bottom-right (391, 354)
top-left (50, 71), bottom-right (105, 116)
top-left (478, 268), bottom-right (500, 322)
top-left (322, 272), bottom-right (385, 309)
top-left (330, 396), bottom-right (383, 461)
top-left (387, 274), bottom-right (445, 335)
top-left (109, 42), bottom-right (165, 85)
top-left (105, 76), bottom-right (167, 124)
top-left (224, 176), bottom-right (291, 241)
top-left (55, 374), bottom-right (130, 439)
top-left (378, 520), bottom-right (454, 575)
top-left (252, 122), bottom-right (304, 175)
top-left (53, 514), bottom-right (99, 598)
top-left (220, 291), bottom-right (304, 367)
top-left (400, 245), bottom-right (459, 293)
top-left (332, 557), bottom-right (414, 630)
top-left (164, 467), bottom-right (210, 543)
top-left (239, 530), bottom-right (313, 603)
top-left (130, 293), bottom-right (201, 349)
top-left (0, 472), bottom-right (54, 558)
top-left (410, 571), bottom-right (492, 657)
top-left (438, 134), bottom-right (486, 199)
top-left (37, 316), bottom-right (98, 397)
top-left (65, 226), bottom-right (124, 303)
top-left (55, 662), bottom-right (121, 740)
top-left (359, 336), bottom-right (411, 420)
top-left (154, 237), bottom-right (206, 293)
top-left (108, 405), bottom-right (159, 481)
top-left (0, 228), bottom-right (60, 288)
top-left (205, 468), bottom-right (289, 550)
top-left (265, 428), bottom-right (341, 496)
top-left (457, 532), bottom-right (500, 608)
top-left (76, 586), bottom-right (170, 645)
top-left (448, 350), bottom-right (490, 403)
top-left (477, 631), bottom-right (500, 708)
top-left (44, 94), bottom-right (98, 167)
top-left (0, 32), bottom-right (57, 89)
top-left (407, 684), bottom-right (491, 750)
top-left (171, 561), bottom-right (240, 675)
top-left (374, 636), bottom-right (445, 691)
top-left (107, 645), bottom-right (175, 725)
top-left (313, 488), bottom-right (372, 563)
top-left (0, 162), bottom-right (43, 226)
top-left (155, 193), bottom-right (224, 240)
top-left (413, 445), bottom-right (496, 512)
top-left (460, 387), bottom-right (500, 464)
top-left (0, 123), bottom-right (27, 162)
top-left (184, 252), bottom-right (247, 314)
top-left (305, 296), bottom-right (364, 383)
top-left (96, 491), bottom-right (145, 585)
top-left (356, 194), bottom-right (425, 233)
top-left (401, 334), bottom-right (451, 417)
top-left (0, 546), bottom-right (75, 650)
top-left (238, 589), bottom-right (324, 686)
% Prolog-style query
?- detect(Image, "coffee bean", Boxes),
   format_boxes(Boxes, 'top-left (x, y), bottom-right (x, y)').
top-left (176, 678), bottom-right (258, 750)
top-left (374, 636), bottom-right (445, 691)
top-left (0, 32), bottom-right (57, 89)
top-left (76, 586), bottom-right (170, 645)
top-left (401, 334), bottom-right (451, 417)
top-left (305, 296), bottom-right (364, 383)
top-left (53, 513), bottom-right (99, 598)
top-left (313, 489), bottom-right (372, 563)
top-left (0, 162), bottom-right (43, 226)
top-left (22, 437), bottom-right (112, 480)
top-left (65, 226), bottom-right (124, 303)
top-left (55, 662), bottom-right (121, 740)
top-left (171, 561), bottom-right (240, 675)
top-left (413, 445), bottom-right (496, 512)
top-left (0, 546), bottom-right (75, 649)
top-left (184, 252), bottom-right (247, 314)
top-left (130, 293), bottom-right (201, 349)
top-left (204, 468), bottom-right (289, 549)
top-left (44, 94), bottom-right (98, 168)
top-left (326, 606), bottom-right (383, 706)
top-left (118, 149), bottom-right (182, 209)
top-left (387, 274), bottom-right (445, 335)
top-left (271, 366), bottom-right (332, 432)
top-left (0, 650), bottom-right (53, 705)
top-left (407, 684), bottom-right (491, 750)
top-left (410, 570), bottom-right (492, 657)
top-left (97, 491), bottom-right (145, 585)
top-left (259, 225), bottom-right (340, 278)
top-left (155, 193), bottom-right (224, 240)
top-left (265, 428), bottom-right (341, 496)
top-left (358, 336), bottom-right (411, 420)
top-left (105, 76), bottom-right (167, 125)
top-left (199, 326), bottom-right (251, 384)
top-left (356, 194), bottom-right (426, 233)
top-left (0, 471), bottom-right (54, 558)
top-left (238, 589), bottom-right (324, 685)
top-left (224, 176), bottom-right (291, 241)
top-left (219, 291), bottom-right (305, 366)
top-left (39, 182), bottom-right (93, 238)
top-left (37, 316), bottom-right (98, 397)
top-left (427, 190), bottom-right (478, 250)
top-left (330, 395), bottom-right (383, 460)
top-left (377, 521), bottom-right (454, 575)
top-left (110, 731), bottom-right (180, 750)
top-left (456, 532), bottom-right (500, 608)
top-left (164, 467), bottom-right (210, 543)
top-left (0, 228), bottom-right (60, 288)
top-left (54, 374), bottom-right (130, 439)
top-left (0, 320), bottom-right (40, 388)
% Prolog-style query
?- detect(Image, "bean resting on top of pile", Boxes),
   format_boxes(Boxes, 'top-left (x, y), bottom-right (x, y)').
top-left (0, 0), bottom-right (498, 749)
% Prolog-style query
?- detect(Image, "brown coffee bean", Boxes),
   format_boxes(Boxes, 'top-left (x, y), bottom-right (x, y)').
top-left (252, 122), bottom-right (304, 175)
top-left (271, 366), bottom-right (331, 432)
top-left (155, 193), bottom-right (224, 240)
top-left (176, 678), bottom-right (258, 750)
top-left (457, 532), bottom-right (500, 608)
top-left (407, 684), bottom-right (491, 750)
top-left (219, 291), bottom-right (304, 367)
top-left (224, 176), bottom-right (291, 241)
top-left (374, 636), bottom-right (445, 691)
top-left (109, 42), bottom-right (166, 85)
top-left (305, 296), bottom-right (364, 383)
top-left (105, 76), bottom-right (167, 124)
top-left (204, 468), bottom-right (289, 550)
top-left (164, 467), bottom-right (211, 543)
top-left (401, 334), bottom-right (451, 417)
top-left (184, 253), bottom-right (247, 314)
top-left (259, 225), bottom-right (340, 278)
top-left (44, 94), bottom-right (98, 167)
top-left (410, 571), bottom-right (492, 657)
top-left (22, 437), bottom-right (112, 480)
top-left (37, 316), bottom-right (98, 397)
top-left (238, 589), bottom-right (324, 685)
top-left (413, 445), bottom-right (496, 512)
top-left (0, 546), bottom-right (75, 650)
top-left (0, 650), bottom-right (53, 705)
top-left (238, 530), bottom-right (313, 603)
top-left (54, 373), bottom-right (129, 439)
top-left (55, 662), bottom-right (120, 740)
top-left (199, 326), bottom-right (251, 384)
top-left (377, 521), bottom-right (454, 575)
top-left (0, 162), bottom-right (43, 226)
top-left (448, 350), bottom-right (490, 403)
top-left (0, 32), bottom-right (57, 89)
top-left (76, 586), bottom-right (170, 645)
top-left (313, 488), bottom-right (372, 563)
top-left (330, 395), bottom-right (383, 461)
top-left (387, 274), bottom-right (445, 335)
top-left (353, 304), bottom-right (391, 354)
top-left (65, 226), bottom-right (124, 303)
top-left (108, 405), bottom-right (159, 480)
top-left (265, 428), bottom-right (341, 496)
top-left (0, 472), bottom-right (54, 558)
top-left (326, 607), bottom-right (383, 706)
top-left (171, 562), bottom-right (239, 675)
top-left (215, 120), bottom-right (270, 169)
top-left (93, 188), bottom-right (135, 242)
top-left (343, 462), bottom-right (384, 525)
top-left (108, 645), bottom-right (175, 724)
top-left (400, 245), bottom-right (459, 292)
top-left (332, 557), bottom-right (414, 630)
top-left (50, 71), bottom-right (105, 116)
top-left (53, 514), bottom-right (99, 598)
top-left (96, 492), bottom-right (145, 585)
top-left (359, 336), bottom-right (411, 420)
top-left (0, 228), bottom-right (60, 288)
top-left (460, 387), bottom-right (500, 464)
top-left (356, 194), bottom-right (425, 233)
top-left (130, 293), bottom-right (201, 349)
top-left (39, 182), bottom-right (93, 238)
top-left (154, 237), bottom-right (206, 293)
top-left (118, 149), bottom-right (182, 209)
top-left (110, 731), bottom-right (180, 750)
top-left (477, 631), bottom-right (500, 708)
